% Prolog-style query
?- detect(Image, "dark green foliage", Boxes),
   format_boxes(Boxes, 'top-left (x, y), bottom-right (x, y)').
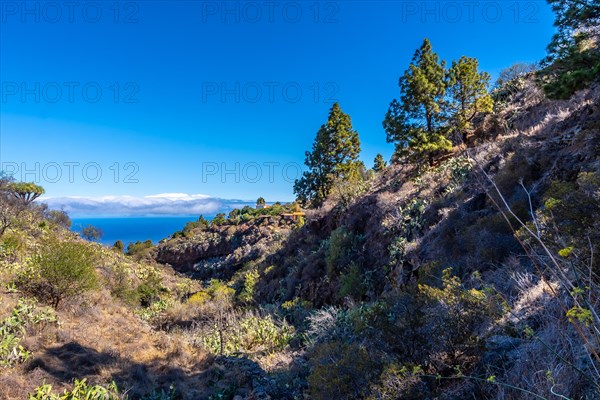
top-left (541, 0), bottom-right (600, 98)
top-left (384, 39), bottom-right (451, 164)
top-left (304, 272), bottom-right (503, 398)
top-left (266, 202), bottom-right (286, 216)
top-left (256, 197), bottom-right (266, 207)
top-left (536, 172), bottom-right (600, 272)
top-left (240, 205), bottom-right (255, 215)
top-left (126, 240), bottom-right (153, 257)
top-left (240, 205), bottom-right (257, 222)
top-left (307, 341), bottom-right (378, 400)
top-left (418, 269), bottom-right (503, 367)
top-left (178, 215), bottom-right (210, 237)
top-left (446, 56), bottom-right (493, 142)
top-left (338, 263), bottom-right (366, 300)
top-left (325, 227), bottom-right (360, 277)
top-left (385, 40), bottom-right (495, 162)
top-left (81, 225), bottom-right (103, 241)
top-left (25, 240), bottom-right (98, 308)
top-left (373, 153), bottom-right (387, 172)
top-left (135, 271), bottom-right (165, 307)
top-left (211, 212), bottom-right (227, 225)
top-left (542, 51), bottom-right (600, 99)
top-left (113, 240), bottom-right (125, 252)
top-left (544, 0), bottom-right (600, 63)
top-left (294, 103), bottom-right (361, 206)
top-left (227, 208), bottom-right (242, 225)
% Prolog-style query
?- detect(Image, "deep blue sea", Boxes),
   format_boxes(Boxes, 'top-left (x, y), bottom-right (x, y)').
top-left (71, 216), bottom-right (204, 246)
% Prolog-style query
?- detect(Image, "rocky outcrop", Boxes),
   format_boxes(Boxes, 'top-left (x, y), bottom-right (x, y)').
top-left (154, 217), bottom-right (294, 279)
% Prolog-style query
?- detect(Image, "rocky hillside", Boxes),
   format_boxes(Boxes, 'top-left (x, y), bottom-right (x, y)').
top-left (151, 79), bottom-right (600, 399)
top-left (0, 79), bottom-right (598, 400)
top-left (154, 215), bottom-right (295, 280)
top-left (156, 80), bottom-right (599, 306)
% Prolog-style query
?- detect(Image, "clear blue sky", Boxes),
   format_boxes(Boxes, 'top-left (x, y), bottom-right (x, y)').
top-left (1, 0), bottom-right (556, 203)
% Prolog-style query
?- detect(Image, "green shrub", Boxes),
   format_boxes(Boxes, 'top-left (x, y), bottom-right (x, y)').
top-left (135, 270), bottom-right (166, 308)
top-left (368, 363), bottom-right (428, 400)
top-left (179, 215), bottom-right (210, 237)
top-left (1, 298), bottom-right (56, 368)
top-left (187, 291), bottom-right (210, 306)
top-left (308, 341), bottom-right (378, 400)
top-left (108, 264), bottom-right (138, 305)
top-left (211, 213), bottom-right (227, 226)
top-left (201, 313), bottom-right (293, 355)
top-left (338, 263), bottom-right (366, 300)
top-left (137, 299), bottom-right (170, 321)
top-left (267, 203), bottom-right (286, 216)
top-left (238, 268), bottom-right (259, 303)
top-left (325, 227), bottom-right (362, 277)
top-left (112, 240), bottom-right (125, 252)
top-left (24, 240), bottom-right (98, 308)
top-left (206, 279), bottom-right (236, 301)
top-left (29, 378), bottom-right (123, 400)
top-left (0, 231), bottom-right (26, 257)
top-left (418, 268), bottom-right (503, 365)
top-left (541, 49), bottom-right (600, 99)
top-left (126, 240), bottom-right (153, 258)
top-left (281, 297), bottom-right (312, 326)
top-left (46, 209), bottom-right (72, 229)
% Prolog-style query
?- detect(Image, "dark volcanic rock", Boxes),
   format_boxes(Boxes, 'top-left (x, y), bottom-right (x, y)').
top-left (154, 218), bottom-right (292, 280)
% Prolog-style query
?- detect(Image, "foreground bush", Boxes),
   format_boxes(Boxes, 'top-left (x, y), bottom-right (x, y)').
top-left (1, 298), bottom-right (56, 368)
top-left (19, 240), bottom-right (98, 308)
top-left (308, 341), bottom-right (378, 400)
top-left (29, 379), bottom-right (123, 400)
top-left (201, 312), bottom-right (293, 356)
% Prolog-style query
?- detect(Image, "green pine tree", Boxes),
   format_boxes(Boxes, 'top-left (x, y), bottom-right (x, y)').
top-left (373, 153), bottom-right (387, 172)
top-left (541, 0), bottom-right (600, 99)
top-left (446, 56), bottom-right (493, 143)
top-left (383, 38), bottom-right (452, 165)
top-left (294, 103), bottom-right (361, 206)
top-left (545, 0), bottom-right (599, 63)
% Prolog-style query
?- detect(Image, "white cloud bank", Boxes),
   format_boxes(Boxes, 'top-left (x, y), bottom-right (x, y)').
top-left (42, 193), bottom-right (254, 217)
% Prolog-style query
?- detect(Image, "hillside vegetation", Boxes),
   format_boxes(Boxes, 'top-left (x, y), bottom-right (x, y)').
top-left (1, 1), bottom-right (599, 398)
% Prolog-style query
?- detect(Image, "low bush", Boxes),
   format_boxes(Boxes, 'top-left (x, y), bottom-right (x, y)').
top-left (325, 227), bottom-right (362, 277)
top-left (19, 240), bottom-right (98, 308)
top-left (45, 209), bottom-right (72, 229)
top-left (135, 270), bottom-right (166, 308)
top-left (338, 263), bottom-right (366, 300)
top-left (29, 379), bottom-right (123, 400)
top-left (0, 298), bottom-right (56, 368)
top-left (307, 341), bottom-right (378, 400)
top-left (201, 312), bottom-right (294, 356)
top-left (238, 268), bottom-right (259, 303)
top-left (368, 363), bottom-right (428, 400)
top-left (126, 240), bottom-right (153, 258)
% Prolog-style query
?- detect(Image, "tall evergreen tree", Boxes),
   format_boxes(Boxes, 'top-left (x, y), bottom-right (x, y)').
top-left (373, 153), bottom-right (387, 172)
top-left (446, 56), bottom-right (493, 143)
top-left (383, 38), bottom-right (452, 164)
top-left (294, 103), bottom-right (361, 206)
top-left (542, 0), bottom-right (600, 98)
top-left (545, 0), bottom-right (600, 63)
